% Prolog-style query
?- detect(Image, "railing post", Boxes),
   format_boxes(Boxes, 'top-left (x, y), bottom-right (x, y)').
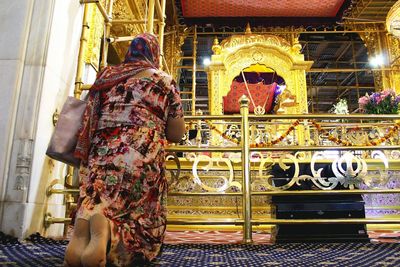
top-left (240, 95), bottom-right (252, 243)
top-left (147, 0), bottom-right (155, 33)
top-left (100, 0), bottom-right (113, 68)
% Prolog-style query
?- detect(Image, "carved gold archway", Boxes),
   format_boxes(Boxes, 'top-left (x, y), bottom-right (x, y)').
top-left (207, 32), bottom-right (313, 145)
top-left (208, 33), bottom-right (313, 116)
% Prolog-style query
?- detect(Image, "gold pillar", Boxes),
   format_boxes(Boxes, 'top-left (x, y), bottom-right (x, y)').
top-left (147, 0), bottom-right (155, 33)
top-left (74, 4), bottom-right (90, 98)
top-left (386, 1), bottom-right (400, 94)
top-left (100, 0), bottom-right (113, 68)
top-left (240, 96), bottom-right (252, 243)
top-left (158, 0), bottom-right (166, 68)
top-left (192, 26), bottom-right (197, 115)
top-left (387, 34), bottom-right (400, 94)
top-left (358, 24), bottom-right (392, 90)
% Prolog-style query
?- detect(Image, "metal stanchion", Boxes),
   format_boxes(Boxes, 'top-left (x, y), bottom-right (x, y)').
top-left (240, 95), bottom-right (252, 243)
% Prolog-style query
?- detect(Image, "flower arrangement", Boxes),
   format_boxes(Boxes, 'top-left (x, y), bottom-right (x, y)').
top-left (330, 98), bottom-right (349, 115)
top-left (358, 89), bottom-right (400, 114)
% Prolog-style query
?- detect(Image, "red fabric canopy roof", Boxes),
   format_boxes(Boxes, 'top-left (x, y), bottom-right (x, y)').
top-left (181, 0), bottom-right (345, 18)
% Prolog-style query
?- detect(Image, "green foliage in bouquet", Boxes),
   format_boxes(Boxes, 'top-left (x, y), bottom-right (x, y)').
top-left (358, 89), bottom-right (400, 114)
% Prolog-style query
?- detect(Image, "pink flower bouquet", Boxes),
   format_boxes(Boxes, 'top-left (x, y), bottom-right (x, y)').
top-left (358, 89), bottom-right (400, 114)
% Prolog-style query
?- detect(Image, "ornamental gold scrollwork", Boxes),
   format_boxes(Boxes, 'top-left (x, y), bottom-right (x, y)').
top-left (255, 151), bottom-right (391, 191)
top-left (256, 153), bottom-right (301, 191)
top-left (391, 150), bottom-right (400, 159)
top-left (332, 152), bottom-right (366, 189)
top-left (362, 150), bottom-right (391, 188)
top-left (191, 154), bottom-right (241, 192)
top-left (220, 34), bottom-right (292, 54)
top-left (165, 153), bottom-right (181, 188)
top-left (166, 153), bottom-right (194, 192)
top-left (308, 152), bottom-right (339, 190)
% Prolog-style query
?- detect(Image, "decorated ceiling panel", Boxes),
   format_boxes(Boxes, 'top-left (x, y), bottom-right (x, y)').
top-left (181, 0), bottom-right (346, 18)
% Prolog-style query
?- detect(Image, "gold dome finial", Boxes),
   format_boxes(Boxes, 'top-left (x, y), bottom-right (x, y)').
top-left (213, 36), bottom-right (219, 46)
top-left (212, 36), bottom-right (221, 55)
top-left (245, 23), bottom-right (252, 34)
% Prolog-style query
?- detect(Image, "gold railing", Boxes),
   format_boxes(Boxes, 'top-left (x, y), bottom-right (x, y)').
top-left (46, 96), bottom-right (400, 243)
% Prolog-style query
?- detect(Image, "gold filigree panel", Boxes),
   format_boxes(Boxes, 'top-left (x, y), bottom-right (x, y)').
top-left (84, 4), bottom-right (104, 70)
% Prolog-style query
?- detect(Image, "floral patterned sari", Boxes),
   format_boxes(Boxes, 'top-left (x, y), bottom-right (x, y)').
top-left (74, 33), bottom-right (183, 265)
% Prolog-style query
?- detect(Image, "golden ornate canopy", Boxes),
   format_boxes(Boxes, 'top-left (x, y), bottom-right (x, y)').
top-left (207, 30), bottom-right (313, 116)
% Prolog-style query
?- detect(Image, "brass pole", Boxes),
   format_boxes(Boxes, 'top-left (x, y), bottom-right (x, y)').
top-left (170, 29), bottom-right (175, 78)
top-left (240, 95), bottom-right (252, 243)
top-left (192, 26), bottom-right (198, 115)
top-left (195, 109), bottom-right (203, 146)
top-left (255, 218), bottom-right (400, 224)
top-left (47, 189), bottom-right (400, 197)
top-left (250, 145), bottom-right (400, 151)
top-left (65, 166), bottom-right (74, 186)
top-left (131, 0), bottom-right (145, 32)
top-left (252, 189), bottom-right (400, 196)
top-left (154, 0), bottom-right (162, 19)
top-left (74, 4), bottom-right (90, 98)
top-left (100, 0), bottom-right (113, 68)
top-left (80, 0), bottom-right (99, 3)
top-left (167, 112), bottom-right (398, 121)
top-left (247, 114), bottom-right (400, 120)
top-left (95, 1), bottom-right (111, 23)
top-left (44, 213), bottom-right (72, 228)
top-left (308, 68), bottom-right (393, 73)
top-left (47, 188), bottom-right (80, 196)
top-left (166, 146), bottom-right (241, 152)
top-left (165, 145), bottom-right (400, 153)
top-left (43, 216), bottom-right (400, 226)
top-left (112, 19), bottom-right (159, 25)
top-left (147, 0), bottom-right (155, 33)
top-left (158, 0), bottom-right (167, 69)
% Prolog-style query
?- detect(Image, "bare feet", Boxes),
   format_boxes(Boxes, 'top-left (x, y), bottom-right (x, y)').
top-left (64, 219), bottom-right (90, 267)
top-left (81, 214), bottom-right (110, 267)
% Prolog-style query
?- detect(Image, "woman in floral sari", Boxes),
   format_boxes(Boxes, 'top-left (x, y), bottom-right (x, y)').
top-left (64, 33), bottom-right (185, 267)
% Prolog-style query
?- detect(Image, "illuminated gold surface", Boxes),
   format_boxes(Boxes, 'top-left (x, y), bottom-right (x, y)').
top-left (386, 1), bottom-right (400, 37)
top-left (208, 31), bottom-right (312, 117)
top-left (83, 4), bottom-right (104, 70)
top-left (49, 1), bottom-right (400, 235)
top-left (240, 96), bottom-right (252, 242)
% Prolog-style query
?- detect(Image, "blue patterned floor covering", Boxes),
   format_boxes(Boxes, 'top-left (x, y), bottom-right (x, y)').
top-left (1, 233), bottom-right (400, 266)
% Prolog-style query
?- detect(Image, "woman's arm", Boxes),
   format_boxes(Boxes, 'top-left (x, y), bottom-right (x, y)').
top-left (166, 116), bottom-right (185, 143)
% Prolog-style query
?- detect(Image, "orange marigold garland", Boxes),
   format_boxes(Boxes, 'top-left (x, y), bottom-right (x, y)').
top-left (205, 119), bottom-right (301, 147)
top-left (205, 120), bottom-right (240, 144)
top-left (203, 119), bottom-right (400, 148)
top-left (310, 120), bottom-right (400, 147)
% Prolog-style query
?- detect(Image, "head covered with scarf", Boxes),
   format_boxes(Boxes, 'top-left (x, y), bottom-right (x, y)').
top-left (75, 33), bottom-right (161, 161)
top-left (90, 33), bottom-right (160, 91)
top-left (124, 33), bottom-right (160, 66)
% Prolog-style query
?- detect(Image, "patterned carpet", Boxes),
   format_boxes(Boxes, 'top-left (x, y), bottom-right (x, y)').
top-left (1, 232), bottom-right (400, 266)
top-left (164, 230), bottom-right (400, 244)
